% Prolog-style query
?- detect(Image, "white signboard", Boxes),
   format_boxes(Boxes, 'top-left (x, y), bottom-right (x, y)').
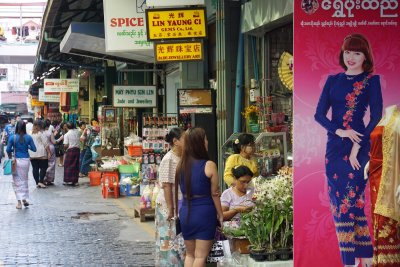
top-left (39, 89), bottom-right (60, 102)
top-left (103, 0), bottom-right (153, 52)
top-left (43, 79), bottom-right (79, 93)
top-left (146, 0), bottom-right (205, 7)
top-left (113, 85), bottom-right (157, 107)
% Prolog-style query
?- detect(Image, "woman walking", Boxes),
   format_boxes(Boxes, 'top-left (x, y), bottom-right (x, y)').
top-left (63, 122), bottom-right (81, 186)
top-left (30, 121), bottom-right (51, 188)
top-left (314, 33), bottom-right (383, 267)
top-left (155, 127), bottom-right (185, 267)
top-left (6, 121), bottom-right (36, 209)
top-left (43, 120), bottom-right (56, 185)
top-left (175, 127), bottom-right (224, 267)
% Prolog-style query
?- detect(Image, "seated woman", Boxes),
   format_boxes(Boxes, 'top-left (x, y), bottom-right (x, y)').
top-left (221, 165), bottom-right (255, 222)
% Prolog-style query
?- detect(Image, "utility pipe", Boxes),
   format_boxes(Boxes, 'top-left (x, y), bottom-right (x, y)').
top-left (233, 10), bottom-right (244, 133)
top-left (38, 55), bottom-right (103, 71)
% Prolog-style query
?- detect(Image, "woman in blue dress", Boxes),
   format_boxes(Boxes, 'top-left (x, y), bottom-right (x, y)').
top-left (175, 127), bottom-right (223, 267)
top-left (315, 33), bottom-right (383, 267)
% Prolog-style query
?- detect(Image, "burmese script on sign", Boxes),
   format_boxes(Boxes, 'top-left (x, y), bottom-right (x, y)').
top-left (113, 85), bottom-right (157, 108)
top-left (155, 42), bottom-right (202, 62)
top-left (43, 79), bottom-right (79, 93)
top-left (146, 8), bottom-right (206, 40)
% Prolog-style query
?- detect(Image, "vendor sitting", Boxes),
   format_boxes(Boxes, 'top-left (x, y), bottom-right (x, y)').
top-left (221, 165), bottom-right (255, 221)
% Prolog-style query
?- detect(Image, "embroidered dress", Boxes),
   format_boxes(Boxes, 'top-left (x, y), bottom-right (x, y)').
top-left (155, 151), bottom-right (185, 267)
top-left (369, 107), bottom-right (400, 266)
top-left (315, 72), bottom-right (383, 265)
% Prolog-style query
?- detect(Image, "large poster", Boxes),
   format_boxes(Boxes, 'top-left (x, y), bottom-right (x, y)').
top-left (293, 1), bottom-right (400, 266)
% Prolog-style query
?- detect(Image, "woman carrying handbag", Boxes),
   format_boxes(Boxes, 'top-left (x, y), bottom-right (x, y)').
top-left (6, 121), bottom-right (36, 209)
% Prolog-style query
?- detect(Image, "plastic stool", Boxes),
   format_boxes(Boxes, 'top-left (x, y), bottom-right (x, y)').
top-left (101, 171), bottom-right (119, 199)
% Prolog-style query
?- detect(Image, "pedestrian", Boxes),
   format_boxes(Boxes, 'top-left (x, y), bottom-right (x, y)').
top-left (79, 118), bottom-right (99, 177)
top-left (54, 122), bottom-right (66, 167)
top-left (63, 122), bottom-right (81, 186)
top-left (6, 121), bottom-right (36, 209)
top-left (314, 33), bottom-right (383, 267)
top-left (77, 121), bottom-right (86, 177)
top-left (43, 120), bottom-right (56, 185)
top-left (223, 133), bottom-right (258, 187)
top-left (155, 127), bottom-right (185, 267)
top-left (2, 117), bottom-right (16, 146)
top-left (26, 118), bottom-right (33, 134)
top-left (175, 127), bottom-right (224, 267)
top-left (29, 120), bottom-right (51, 188)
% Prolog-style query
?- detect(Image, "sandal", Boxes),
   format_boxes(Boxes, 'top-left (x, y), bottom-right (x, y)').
top-left (37, 183), bottom-right (47, 188)
top-left (22, 200), bottom-right (29, 207)
top-left (16, 202), bottom-right (22, 209)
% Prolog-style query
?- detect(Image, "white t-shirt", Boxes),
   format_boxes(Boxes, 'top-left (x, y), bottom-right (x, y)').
top-left (26, 122), bottom-right (33, 135)
top-left (63, 129), bottom-right (80, 149)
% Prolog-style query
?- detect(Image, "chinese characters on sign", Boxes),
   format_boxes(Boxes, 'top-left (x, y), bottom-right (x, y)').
top-left (146, 8), bottom-right (207, 40)
top-left (43, 79), bottom-right (79, 93)
top-left (155, 42), bottom-right (203, 62)
top-left (113, 85), bottom-right (157, 108)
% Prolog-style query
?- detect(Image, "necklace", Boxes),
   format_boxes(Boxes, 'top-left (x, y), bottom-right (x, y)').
top-left (345, 72), bottom-right (364, 80)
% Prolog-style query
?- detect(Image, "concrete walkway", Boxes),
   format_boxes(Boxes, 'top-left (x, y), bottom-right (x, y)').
top-left (0, 164), bottom-right (156, 266)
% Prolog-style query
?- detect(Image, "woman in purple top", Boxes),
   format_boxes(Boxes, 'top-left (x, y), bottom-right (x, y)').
top-left (314, 33), bottom-right (382, 267)
top-left (221, 165), bottom-right (254, 222)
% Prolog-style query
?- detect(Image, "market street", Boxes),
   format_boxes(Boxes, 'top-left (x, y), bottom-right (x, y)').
top-left (0, 165), bottom-right (155, 266)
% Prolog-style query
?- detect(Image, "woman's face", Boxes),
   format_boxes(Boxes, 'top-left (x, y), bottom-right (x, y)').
top-left (343, 50), bottom-right (366, 73)
top-left (234, 175), bottom-right (252, 193)
top-left (173, 136), bottom-right (184, 154)
top-left (241, 142), bottom-right (255, 155)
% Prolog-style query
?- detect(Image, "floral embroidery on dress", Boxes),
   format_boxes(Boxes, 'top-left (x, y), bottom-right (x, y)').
top-left (343, 74), bottom-right (373, 129)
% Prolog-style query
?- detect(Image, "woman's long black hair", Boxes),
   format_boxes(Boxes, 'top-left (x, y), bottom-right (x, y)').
top-left (15, 121), bottom-right (26, 143)
top-left (175, 127), bottom-right (209, 222)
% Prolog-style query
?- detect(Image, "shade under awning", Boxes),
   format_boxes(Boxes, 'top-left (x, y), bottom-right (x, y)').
top-left (60, 22), bottom-right (154, 64)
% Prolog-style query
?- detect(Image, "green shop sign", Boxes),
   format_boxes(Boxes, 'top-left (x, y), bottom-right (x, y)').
top-left (113, 85), bottom-right (157, 108)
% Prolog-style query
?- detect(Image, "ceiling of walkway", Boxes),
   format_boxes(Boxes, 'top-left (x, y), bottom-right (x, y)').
top-left (34, 0), bottom-right (105, 78)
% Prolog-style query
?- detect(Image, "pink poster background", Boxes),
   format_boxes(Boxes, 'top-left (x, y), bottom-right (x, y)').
top-left (293, 1), bottom-right (400, 266)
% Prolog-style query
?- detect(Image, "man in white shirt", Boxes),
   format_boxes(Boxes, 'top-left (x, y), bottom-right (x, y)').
top-left (63, 122), bottom-right (81, 186)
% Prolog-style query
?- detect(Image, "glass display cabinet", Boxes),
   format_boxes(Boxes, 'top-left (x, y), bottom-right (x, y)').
top-left (221, 132), bottom-right (288, 181)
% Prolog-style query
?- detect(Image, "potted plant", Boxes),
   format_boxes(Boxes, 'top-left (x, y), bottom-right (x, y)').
top-left (242, 166), bottom-right (293, 261)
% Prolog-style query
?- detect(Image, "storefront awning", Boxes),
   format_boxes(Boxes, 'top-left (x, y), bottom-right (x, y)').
top-left (60, 22), bottom-right (154, 64)
top-left (242, 0), bottom-right (293, 36)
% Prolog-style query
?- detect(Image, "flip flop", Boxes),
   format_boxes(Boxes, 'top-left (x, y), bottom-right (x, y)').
top-left (16, 203), bottom-right (22, 209)
top-left (22, 200), bottom-right (29, 207)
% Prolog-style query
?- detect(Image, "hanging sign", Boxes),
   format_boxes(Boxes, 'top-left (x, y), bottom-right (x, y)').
top-left (146, 7), bottom-right (207, 41)
top-left (146, 0), bottom-right (205, 7)
top-left (113, 85), bottom-right (157, 107)
top-left (178, 89), bottom-right (212, 106)
top-left (43, 79), bottom-right (79, 93)
top-left (155, 41), bottom-right (203, 62)
top-left (31, 98), bottom-right (45, 107)
top-left (103, 0), bottom-right (153, 52)
top-left (39, 88), bottom-right (60, 102)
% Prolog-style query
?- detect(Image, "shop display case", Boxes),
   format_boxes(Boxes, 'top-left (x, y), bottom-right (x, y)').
top-left (222, 132), bottom-right (288, 180)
